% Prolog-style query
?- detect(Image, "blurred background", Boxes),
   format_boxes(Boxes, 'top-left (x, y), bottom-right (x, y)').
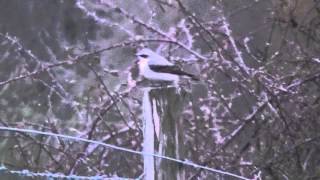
top-left (0, 0), bottom-right (319, 179)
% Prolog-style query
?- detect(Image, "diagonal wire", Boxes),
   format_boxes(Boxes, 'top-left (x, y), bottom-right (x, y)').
top-left (0, 126), bottom-right (251, 180)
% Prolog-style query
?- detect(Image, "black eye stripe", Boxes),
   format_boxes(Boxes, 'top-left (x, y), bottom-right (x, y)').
top-left (139, 54), bottom-right (148, 58)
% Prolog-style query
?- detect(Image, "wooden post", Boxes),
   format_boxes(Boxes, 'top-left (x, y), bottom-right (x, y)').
top-left (142, 87), bottom-right (187, 180)
top-left (142, 88), bottom-right (155, 180)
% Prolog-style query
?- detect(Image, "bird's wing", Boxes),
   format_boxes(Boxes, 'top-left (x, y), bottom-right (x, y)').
top-left (149, 65), bottom-right (199, 80)
top-left (148, 53), bottom-right (174, 66)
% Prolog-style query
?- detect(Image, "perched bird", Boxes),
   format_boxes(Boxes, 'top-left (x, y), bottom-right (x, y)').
top-left (136, 48), bottom-right (199, 86)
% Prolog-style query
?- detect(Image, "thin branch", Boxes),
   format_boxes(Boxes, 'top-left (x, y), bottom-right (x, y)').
top-left (0, 38), bottom-right (207, 87)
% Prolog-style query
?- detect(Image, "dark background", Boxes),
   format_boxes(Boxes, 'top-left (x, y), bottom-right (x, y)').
top-left (0, 0), bottom-right (319, 179)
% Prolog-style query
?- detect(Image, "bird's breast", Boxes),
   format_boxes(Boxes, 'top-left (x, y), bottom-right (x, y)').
top-left (138, 58), bottom-right (148, 72)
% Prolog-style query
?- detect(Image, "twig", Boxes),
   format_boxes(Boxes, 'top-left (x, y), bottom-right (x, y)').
top-left (0, 38), bottom-right (207, 87)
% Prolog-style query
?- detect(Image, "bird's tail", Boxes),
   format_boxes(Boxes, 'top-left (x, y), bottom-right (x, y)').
top-left (185, 73), bottom-right (200, 81)
top-left (191, 75), bottom-right (200, 81)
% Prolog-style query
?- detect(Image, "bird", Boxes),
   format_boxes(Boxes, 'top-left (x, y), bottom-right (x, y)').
top-left (135, 48), bottom-right (199, 86)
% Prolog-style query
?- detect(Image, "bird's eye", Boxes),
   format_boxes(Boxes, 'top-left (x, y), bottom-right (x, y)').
top-left (139, 54), bottom-right (148, 58)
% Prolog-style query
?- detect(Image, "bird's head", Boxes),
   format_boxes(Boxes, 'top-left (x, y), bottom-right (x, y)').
top-left (135, 48), bottom-right (153, 68)
top-left (135, 48), bottom-right (173, 66)
top-left (135, 48), bottom-right (154, 59)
